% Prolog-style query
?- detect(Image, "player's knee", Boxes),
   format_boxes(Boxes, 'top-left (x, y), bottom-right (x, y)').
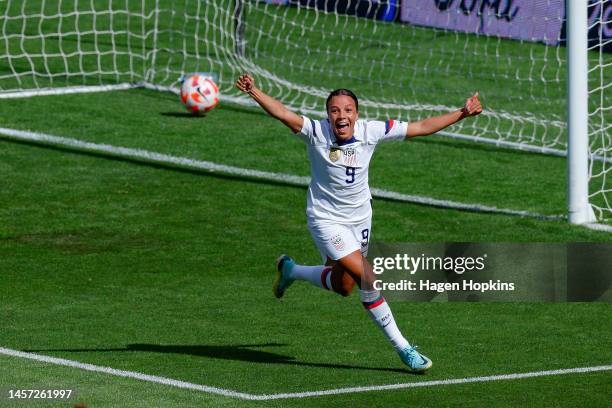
top-left (336, 279), bottom-right (355, 297)
top-left (330, 262), bottom-right (356, 297)
top-left (335, 287), bottom-right (352, 297)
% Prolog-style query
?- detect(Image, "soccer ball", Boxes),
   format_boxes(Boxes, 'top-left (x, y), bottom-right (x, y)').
top-left (180, 74), bottom-right (220, 114)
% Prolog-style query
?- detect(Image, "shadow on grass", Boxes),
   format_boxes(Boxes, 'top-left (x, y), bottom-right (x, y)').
top-left (160, 104), bottom-right (267, 118)
top-left (26, 343), bottom-right (413, 374)
top-left (160, 111), bottom-right (204, 118)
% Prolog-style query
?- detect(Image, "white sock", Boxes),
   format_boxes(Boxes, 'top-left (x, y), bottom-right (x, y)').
top-left (360, 289), bottom-right (410, 351)
top-left (291, 264), bottom-right (333, 291)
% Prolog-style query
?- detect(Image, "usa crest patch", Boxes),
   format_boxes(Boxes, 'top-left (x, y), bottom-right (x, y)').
top-left (329, 148), bottom-right (341, 162)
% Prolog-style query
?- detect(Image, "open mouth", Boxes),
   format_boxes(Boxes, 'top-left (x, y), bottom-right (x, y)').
top-left (336, 121), bottom-right (349, 131)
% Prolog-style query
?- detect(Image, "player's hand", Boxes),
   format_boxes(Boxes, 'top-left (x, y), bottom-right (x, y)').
top-left (461, 92), bottom-right (482, 117)
top-left (236, 74), bottom-right (255, 93)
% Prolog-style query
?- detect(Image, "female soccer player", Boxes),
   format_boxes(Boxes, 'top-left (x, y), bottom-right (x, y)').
top-left (235, 74), bottom-right (482, 372)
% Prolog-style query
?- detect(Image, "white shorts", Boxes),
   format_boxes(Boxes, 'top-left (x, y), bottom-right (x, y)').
top-left (307, 218), bottom-right (372, 263)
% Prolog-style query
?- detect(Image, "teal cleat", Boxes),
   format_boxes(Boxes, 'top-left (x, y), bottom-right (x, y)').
top-left (398, 346), bottom-right (432, 372)
top-left (273, 255), bottom-right (295, 299)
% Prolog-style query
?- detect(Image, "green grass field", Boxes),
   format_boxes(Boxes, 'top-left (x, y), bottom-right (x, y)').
top-left (1, 88), bottom-right (611, 407)
top-left (1, 1), bottom-right (611, 406)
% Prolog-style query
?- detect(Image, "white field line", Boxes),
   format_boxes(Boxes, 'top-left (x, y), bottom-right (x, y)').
top-left (0, 347), bottom-right (253, 400)
top-left (0, 83), bottom-right (138, 99)
top-left (0, 127), bottom-right (562, 221)
top-left (583, 222), bottom-right (612, 233)
top-left (0, 347), bottom-right (610, 401)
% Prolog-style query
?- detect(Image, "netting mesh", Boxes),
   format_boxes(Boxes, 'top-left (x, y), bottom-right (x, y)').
top-left (587, 1), bottom-right (612, 221)
top-left (0, 0), bottom-right (152, 88)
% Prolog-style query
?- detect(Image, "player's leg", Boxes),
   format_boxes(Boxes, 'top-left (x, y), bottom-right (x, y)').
top-left (273, 223), bottom-right (356, 298)
top-left (329, 262), bottom-right (356, 296)
top-left (291, 255), bottom-right (356, 296)
top-left (274, 255), bottom-right (332, 297)
top-left (336, 250), bottom-right (432, 372)
top-left (274, 256), bottom-right (356, 298)
top-left (335, 251), bottom-right (408, 349)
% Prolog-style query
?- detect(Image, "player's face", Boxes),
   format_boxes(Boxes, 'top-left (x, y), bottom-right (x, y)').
top-left (327, 95), bottom-right (358, 141)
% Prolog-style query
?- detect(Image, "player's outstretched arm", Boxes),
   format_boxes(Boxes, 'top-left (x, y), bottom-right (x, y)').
top-left (406, 92), bottom-right (482, 138)
top-left (235, 74), bottom-right (304, 133)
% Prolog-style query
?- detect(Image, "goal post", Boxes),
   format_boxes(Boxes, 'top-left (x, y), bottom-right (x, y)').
top-left (567, 0), bottom-right (596, 225)
top-left (0, 0), bottom-right (609, 227)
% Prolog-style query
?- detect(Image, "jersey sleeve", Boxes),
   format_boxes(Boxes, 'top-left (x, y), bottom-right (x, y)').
top-left (382, 119), bottom-right (408, 142)
top-left (367, 119), bottom-right (408, 144)
top-left (296, 115), bottom-right (323, 145)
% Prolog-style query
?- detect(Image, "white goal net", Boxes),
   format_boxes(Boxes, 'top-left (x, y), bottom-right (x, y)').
top-left (0, 0), bottom-right (610, 223)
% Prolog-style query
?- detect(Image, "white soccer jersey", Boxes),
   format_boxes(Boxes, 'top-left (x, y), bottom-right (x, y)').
top-left (297, 116), bottom-right (408, 224)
